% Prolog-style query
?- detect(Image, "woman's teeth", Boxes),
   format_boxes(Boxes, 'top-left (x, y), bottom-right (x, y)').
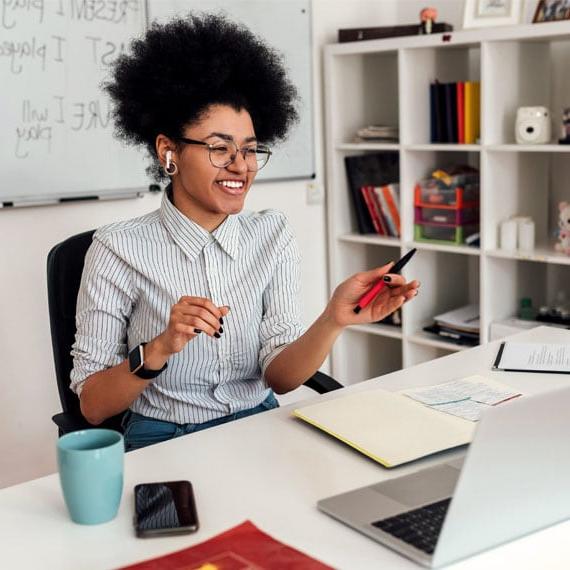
top-left (217, 180), bottom-right (245, 193)
top-left (218, 180), bottom-right (243, 188)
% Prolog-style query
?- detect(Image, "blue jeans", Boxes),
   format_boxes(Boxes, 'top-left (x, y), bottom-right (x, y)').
top-left (122, 392), bottom-right (279, 452)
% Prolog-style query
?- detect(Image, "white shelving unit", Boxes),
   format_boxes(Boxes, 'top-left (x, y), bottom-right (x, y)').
top-left (324, 22), bottom-right (570, 384)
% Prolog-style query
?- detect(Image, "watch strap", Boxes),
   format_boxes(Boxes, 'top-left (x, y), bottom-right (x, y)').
top-left (129, 343), bottom-right (168, 380)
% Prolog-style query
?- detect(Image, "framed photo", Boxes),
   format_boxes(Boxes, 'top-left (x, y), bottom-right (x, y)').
top-left (532, 0), bottom-right (570, 22)
top-left (463, 0), bottom-right (524, 28)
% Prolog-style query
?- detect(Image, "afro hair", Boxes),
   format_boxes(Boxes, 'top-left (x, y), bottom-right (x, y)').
top-left (104, 13), bottom-right (299, 180)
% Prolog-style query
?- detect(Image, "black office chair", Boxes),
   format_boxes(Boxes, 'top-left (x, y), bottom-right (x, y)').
top-left (47, 230), bottom-right (342, 436)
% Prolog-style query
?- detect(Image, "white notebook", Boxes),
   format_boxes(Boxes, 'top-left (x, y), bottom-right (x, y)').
top-left (293, 388), bottom-right (476, 468)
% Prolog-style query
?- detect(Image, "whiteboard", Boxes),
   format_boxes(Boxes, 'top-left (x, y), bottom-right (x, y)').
top-left (148, 0), bottom-right (315, 182)
top-left (0, 0), bottom-right (150, 205)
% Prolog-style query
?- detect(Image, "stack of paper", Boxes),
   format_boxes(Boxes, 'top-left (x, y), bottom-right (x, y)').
top-left (435, 304), bottom-right (480, 333)
top-left (354, 124), bottom-right (399, 143)
top-left (423, 304), bottom-right (480, 346)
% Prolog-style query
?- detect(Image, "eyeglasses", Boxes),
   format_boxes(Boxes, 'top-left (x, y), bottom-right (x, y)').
top-left (178, 137), bottom-right (272, 172)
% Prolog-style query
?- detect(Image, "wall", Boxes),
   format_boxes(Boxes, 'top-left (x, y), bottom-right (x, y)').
top-left (1, 0), bottom-right (466, 488)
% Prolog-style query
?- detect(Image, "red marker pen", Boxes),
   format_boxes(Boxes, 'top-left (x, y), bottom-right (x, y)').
top-left (353, 248), bottom-right (417, 314)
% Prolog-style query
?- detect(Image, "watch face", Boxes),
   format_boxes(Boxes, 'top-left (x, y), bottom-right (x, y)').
top-left (129, 345), bottom-right (144, 373)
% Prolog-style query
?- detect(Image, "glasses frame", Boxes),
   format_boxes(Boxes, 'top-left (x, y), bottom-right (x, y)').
top-left (178, 137), bottom-right (272, 172)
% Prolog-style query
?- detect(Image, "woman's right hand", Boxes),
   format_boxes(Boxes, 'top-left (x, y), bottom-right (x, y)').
top-left (151, 297), bottom-right (230, 359)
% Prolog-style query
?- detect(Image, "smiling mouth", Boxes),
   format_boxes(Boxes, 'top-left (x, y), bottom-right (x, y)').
top-left (216, 180), bottom-right (246, 195)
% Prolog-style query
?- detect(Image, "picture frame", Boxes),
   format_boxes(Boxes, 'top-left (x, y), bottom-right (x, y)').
top-left (532, 0), bottom-right (570, 23)
top-left (463, 0), bottom-right (524, 28)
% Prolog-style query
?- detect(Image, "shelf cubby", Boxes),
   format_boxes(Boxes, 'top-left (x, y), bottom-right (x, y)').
top-left (400, 148), bottom-right (480, 244)
top-left (482, 37), bottom-right (570, 145)
top-left (327, 51), bottom-right (399, 145)
top-left (329, 148), bottom-right (400, 241)
top-left (404, 249), bottom-right (479, 337)
top-left (482, 150), bottom-right (568, 251)
top-left (484, 257), bottom-right (570, 328)
top-left (400, 44), bottom-right (480, 145)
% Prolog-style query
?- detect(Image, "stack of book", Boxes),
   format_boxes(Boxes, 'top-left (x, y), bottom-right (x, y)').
top-left (430, 81), bottom-right (480, 144)
top-left (360, 183), bottom-right (401, 237)
top-left (344, 152), bottom-right (400, 235)
top-left (354, 125), bottom-right (399, 143)
top-left (423, 304), bottom-right (480, 346)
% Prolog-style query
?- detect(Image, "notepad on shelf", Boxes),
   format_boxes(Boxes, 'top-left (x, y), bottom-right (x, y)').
top-left (493, 342), bottom-right (570, 373)
top-left (293, 388), bottom-right (476, 468)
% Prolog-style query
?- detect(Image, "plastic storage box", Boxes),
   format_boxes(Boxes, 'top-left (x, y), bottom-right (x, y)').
top-left (414, 175), bottom-right (479, 208)
top-left (415, 206), bottom-right (479, 225)
top-left (414, 223), bottom-right (478, 245)
top-left (413, 171), bottom-right (480, 245)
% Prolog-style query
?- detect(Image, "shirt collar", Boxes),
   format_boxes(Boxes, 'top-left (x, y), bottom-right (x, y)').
top-left (212, 214), bottom-right (240, 260)
top-left (159, 186), bottom-right (240, 261)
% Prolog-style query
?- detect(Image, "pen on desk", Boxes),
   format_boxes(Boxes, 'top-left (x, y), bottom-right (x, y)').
top-left (353, 248), bottom-right (417, 314)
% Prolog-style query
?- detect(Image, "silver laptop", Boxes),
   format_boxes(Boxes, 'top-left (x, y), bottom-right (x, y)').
top-left (318, 385), bottom-right (570, 568)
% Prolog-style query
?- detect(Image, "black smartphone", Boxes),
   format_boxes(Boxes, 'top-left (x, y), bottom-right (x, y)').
top-left (134, 480), bottom-right (199, 537)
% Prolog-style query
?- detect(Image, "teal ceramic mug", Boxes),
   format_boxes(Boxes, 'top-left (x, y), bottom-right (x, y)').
top-left (57, 429), bottom-right (124, 525)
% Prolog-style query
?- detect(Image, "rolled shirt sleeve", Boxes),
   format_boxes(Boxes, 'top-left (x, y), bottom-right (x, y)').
top-left (70, 233), bottom-right (135, 396)
top-left (258, 219), bottom-right (305, 376)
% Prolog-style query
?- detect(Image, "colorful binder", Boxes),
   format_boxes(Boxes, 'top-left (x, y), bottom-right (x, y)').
top-left (457, 81), bottom-right (465, 144)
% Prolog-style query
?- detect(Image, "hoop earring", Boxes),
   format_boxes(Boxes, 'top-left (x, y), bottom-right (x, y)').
top-left (164, 150), bottom-right (178, 176)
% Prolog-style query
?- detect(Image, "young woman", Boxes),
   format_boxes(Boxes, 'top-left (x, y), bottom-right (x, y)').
top-left (71, 14), bottom-right (419, 451)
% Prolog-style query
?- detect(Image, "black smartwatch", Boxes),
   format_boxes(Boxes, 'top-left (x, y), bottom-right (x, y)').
top-left (128, 343), bottom-right (167, 380)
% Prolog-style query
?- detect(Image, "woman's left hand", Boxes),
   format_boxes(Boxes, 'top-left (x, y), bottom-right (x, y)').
top-left (324, 262), bottom-right (420, 328)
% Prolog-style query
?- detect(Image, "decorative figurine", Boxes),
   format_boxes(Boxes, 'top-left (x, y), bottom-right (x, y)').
top-left (555, 201), bottom-right (570, 255)
top-left (420, 7), bottom-right (438, 34)
top-left (559, 107), bottom-right (570, 144)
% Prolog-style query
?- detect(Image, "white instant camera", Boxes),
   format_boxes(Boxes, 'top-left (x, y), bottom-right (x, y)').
top-left (515, 106), bottom-right (551, 144)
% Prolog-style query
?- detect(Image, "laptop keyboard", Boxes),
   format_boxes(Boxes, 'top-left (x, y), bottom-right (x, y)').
top-left (371, 498), bottom-right (451, 555)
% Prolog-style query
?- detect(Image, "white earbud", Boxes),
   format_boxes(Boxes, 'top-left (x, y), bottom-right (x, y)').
top-left (163, 150), bottom-right (178, 176)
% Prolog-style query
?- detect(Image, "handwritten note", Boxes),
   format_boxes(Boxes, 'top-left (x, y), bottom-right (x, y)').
top-left (401, 375), bottom-right (522, 422)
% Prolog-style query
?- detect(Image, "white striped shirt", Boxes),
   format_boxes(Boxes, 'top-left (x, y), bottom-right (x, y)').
top-left (70, 189), bottom-right (304, 424)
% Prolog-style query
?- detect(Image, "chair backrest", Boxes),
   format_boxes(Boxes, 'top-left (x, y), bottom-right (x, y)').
top-left (47, 230), bottom-right (123, 432)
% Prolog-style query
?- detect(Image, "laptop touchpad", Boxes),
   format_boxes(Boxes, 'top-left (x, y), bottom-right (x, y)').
top-left (373, 464), bottom-right (461, 507)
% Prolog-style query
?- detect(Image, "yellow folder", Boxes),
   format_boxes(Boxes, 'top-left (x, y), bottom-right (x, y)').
top-left (294, 389), bottom-right (475, 468)
top-left (464, 81), bottom-right (480, 144)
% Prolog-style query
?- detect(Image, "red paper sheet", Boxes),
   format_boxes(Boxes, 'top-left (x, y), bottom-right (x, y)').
top-left (119, 521), bottom-right (333, 570)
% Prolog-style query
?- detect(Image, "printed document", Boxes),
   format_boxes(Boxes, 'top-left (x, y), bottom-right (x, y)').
top-left (401, 375), bottom-right (522, 422)
top-left (494, 342), bottom-right (570, 373)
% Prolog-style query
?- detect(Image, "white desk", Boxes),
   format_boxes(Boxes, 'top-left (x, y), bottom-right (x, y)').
top-left (2, 326), bottom-right (570, 569)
